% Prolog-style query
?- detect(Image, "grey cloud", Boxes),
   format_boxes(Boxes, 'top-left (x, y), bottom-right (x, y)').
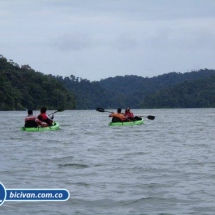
top-left (1, 0), bottom-right (215, 81)
top-left (110, 34), bottom-right (138, 51)
top-left (52, 33), bottom-right (93, 51)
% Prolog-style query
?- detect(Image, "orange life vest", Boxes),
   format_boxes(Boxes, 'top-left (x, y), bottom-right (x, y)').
top-left (110, 113), bottom-right (126, 121)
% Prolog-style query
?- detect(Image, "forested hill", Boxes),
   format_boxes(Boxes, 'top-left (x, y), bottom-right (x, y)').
top-left (0, 56), bottom-right (76, 110)
top-left (1, 54), bottom-right (215, 110)
top-left (142, 75), bottom-right (215, 108)
top-left (99, 69), bottom-right (215, 94)
top-left (99, 69), bottom-right (215, 108)
top-left (56, 76), bottom-right (117, 109)
top-left (57, 69), bottom-right (215, 109)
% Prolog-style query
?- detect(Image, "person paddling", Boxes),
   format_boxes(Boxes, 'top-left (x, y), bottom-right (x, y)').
top-left (109, 108), bottom-right (128, 122)
top-left (37, 107), bottom-right (54, 126)
top-left (124, 108), bottom-right (134, 119)
top-left (25, 110), bottom-right (40, 127)
top-left (124, 107), bottom-right (142, 121)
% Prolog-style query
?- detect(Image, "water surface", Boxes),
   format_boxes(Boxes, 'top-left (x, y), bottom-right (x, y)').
top-left (0, 109), bottom-right (215, 215)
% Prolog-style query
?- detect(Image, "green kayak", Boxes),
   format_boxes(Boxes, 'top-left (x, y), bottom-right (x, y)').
top-left (108, 119), bottom-right (144, 126)
top-left (20, 122), bottom-right (60, 132)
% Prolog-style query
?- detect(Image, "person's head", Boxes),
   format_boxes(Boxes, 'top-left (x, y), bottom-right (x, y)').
top-left (125, 108), bottom-right (129, 113)
top-left (41, 107), bottom-right (47, 113)
top-left (28, 110), bottom-right (33, 115)
top-left (117, 108), bottom-right (121, 113)
top-left (127, 107), bottom-right (131, 112)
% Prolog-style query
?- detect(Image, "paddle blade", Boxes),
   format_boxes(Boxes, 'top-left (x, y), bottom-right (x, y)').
top-left (57, 108), bottom-right (64, 112)
top-left (96, 107), bottom-right (105, 112)
top-left (147, 115), bottom-right (155, 120)
top-left (51, 108), bottom-right (64, 115)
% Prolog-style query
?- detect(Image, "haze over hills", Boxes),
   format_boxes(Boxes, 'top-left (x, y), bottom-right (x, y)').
top-left (1, 55), bottom-right (215, 110)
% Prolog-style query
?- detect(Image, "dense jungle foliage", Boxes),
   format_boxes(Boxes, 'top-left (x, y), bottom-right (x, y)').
top-left (1, 54), bottom-right (215, 110)
top-left (57, 69), bottom-right (215, 109)
top-left (142, 75), bottom-right (215, 108)
top-left (0, 55), bottom-right (76, 110)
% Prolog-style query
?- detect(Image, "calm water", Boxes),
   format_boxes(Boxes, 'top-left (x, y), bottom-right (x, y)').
top-left (0, 109), bottom-right (215, 215)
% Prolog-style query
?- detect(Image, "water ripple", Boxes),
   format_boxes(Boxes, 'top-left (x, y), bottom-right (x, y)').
top-left (1, 109), bottom-right (215, 215)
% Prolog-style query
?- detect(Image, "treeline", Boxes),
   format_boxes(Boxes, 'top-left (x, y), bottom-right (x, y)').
top-left (0, 55), bottom-right (76, 110)
top-left (56, 75), bottom-right (126, 109)
top-left (57, 69), bottom-right (215, 109)
top-left (142, 75), bottom-right (215, 108)
top-left (1, 54), bottom-right (215, 110)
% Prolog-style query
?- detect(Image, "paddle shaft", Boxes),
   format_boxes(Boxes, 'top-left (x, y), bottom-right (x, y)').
top-left (50, 110), bottom-right (59, 115)
top-left (102, 110), bottom-right (113, 113)
top-left (49, 108), bottom-right (64, 115)
top-left (96, 107), bottom-right (155, 120)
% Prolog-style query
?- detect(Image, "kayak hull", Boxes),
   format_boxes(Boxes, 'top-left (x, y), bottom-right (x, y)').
top-left (108, 119), bottom-right (144, 126)
top-left (20, 122), bottom-right (60, 132)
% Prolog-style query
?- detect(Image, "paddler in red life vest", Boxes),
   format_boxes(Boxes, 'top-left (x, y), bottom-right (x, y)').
top-left (124, 107), bottom-right (142, 121)
top-left (109, 108), bottom-right (129, 122)
top-left (25, 110), bottom-right (40, 128)
top-left (37, 107), bottom-right (54, 127)
top-left (124, 108), bottom-right (134, 119)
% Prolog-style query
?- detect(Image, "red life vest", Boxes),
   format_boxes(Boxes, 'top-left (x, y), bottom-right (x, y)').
top-left (25, 116), bottom-right (38, 127)
top-left (38, 113), bottom-right (48, 120)
top-left (125, 112), bottom-right (134, 118)
top-left (25, 116), bottom-right (37, 122)
top-left (38, 113), bottom-right (53, 126)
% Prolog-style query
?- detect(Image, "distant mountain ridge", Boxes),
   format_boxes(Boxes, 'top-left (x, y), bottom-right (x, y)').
top-left (57, 69), bottom-right (215, 109)
top-left (1, 54), bottom-right (215, 110)
top-left (142, 74), bottom-right (215, 108)
top-left (100, 69), bottom-right (215, 94)
top-left (98, 69), bottom-right (215, 108)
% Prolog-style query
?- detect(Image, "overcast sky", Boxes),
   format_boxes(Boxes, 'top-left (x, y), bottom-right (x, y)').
top-left (1, 0), bottom-right (215, 81)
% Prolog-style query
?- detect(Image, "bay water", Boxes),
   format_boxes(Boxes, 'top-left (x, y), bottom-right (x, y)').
top-left (0, 109), bottom-right (215, 215)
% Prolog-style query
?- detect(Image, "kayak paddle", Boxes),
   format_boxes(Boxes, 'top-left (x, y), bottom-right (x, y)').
top-left (96, 107), bottom-right (155, 120)
top-left (96, 107), bottom-right (113, 113)
top-left (50, 108), bottom-right (64, 115)
top-left (138, 115), bottom-right (155, 120)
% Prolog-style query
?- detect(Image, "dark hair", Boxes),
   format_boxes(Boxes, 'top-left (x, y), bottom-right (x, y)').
top-left (28, 110), bottom-right (33, 115)
top-left (41, 107), bottom-right (47, 113)
top-left (117, 108), bottom-right (121, 113)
